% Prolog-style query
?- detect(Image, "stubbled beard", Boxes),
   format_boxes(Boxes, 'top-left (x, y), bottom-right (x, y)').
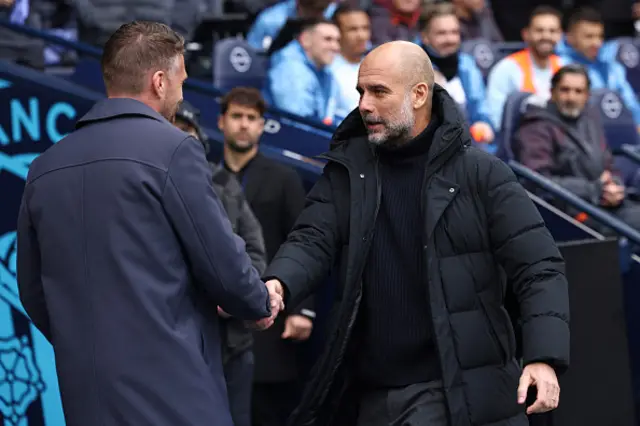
top-left (362, 93), bottom-right (415, 146)
top-left (226, 138), bottom-right (256, 153)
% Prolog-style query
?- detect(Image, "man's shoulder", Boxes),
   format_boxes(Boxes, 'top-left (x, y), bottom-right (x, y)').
top-left (455, 145), bottom-right (517, 184)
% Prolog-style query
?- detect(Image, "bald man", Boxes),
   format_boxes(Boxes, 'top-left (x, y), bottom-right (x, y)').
top-left (263, 41), bottom-right (570, 426)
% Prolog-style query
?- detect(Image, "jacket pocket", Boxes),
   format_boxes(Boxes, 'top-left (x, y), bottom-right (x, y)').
top-left (479, 295), bottom-right (510, 364)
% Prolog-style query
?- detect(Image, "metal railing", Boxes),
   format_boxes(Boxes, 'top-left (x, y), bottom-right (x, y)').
top-left (509, 160), bottom-right (640, 246)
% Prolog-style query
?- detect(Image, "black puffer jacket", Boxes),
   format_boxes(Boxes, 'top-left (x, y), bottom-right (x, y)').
top-left (264, 85), bottom-right (570, 426)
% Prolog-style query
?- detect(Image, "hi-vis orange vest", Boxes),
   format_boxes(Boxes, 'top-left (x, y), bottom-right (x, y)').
top-left (509, 49), bottom-right (561, 93)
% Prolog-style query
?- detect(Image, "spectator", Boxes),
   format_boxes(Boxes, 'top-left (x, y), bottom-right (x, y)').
top-left (246, 0), bottom-right (337, 50)
top-left (556, 7), bottom-right (640, 128)
top-left (486, 6), bottom-right (564, 129)
top-left (418, 2), bottom-right (494, 144)
top-left (0, 0), bottom-right (44, 69)
top-left (514, 64), bottom-right (640, 232)
top-left (175, 100), bottom-right (266, 426)
top-left (215, 87), bottom-right (313, 426)
top-left (450, 0), bottom-right (503, 42)
top-left (73, 0), bottom-right (201, 47)
top-left (265, 19), bottom-right (349, 125)
top-left (368, 0), bottom-right (420, 46)
top-left (331, 4), bottom-right (371, 113)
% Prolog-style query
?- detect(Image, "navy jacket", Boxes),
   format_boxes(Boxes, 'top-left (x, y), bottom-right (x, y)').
top-left (16, 98), bottom-right (271, 426)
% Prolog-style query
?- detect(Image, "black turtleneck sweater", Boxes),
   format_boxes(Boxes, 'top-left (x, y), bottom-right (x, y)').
top-left (357, 116), bottom-right (442, 387)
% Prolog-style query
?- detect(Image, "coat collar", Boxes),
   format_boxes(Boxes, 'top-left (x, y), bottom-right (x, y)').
top-left (325, 84), bottom-right (470, 171)
top-left (76, 98), bottom-right (170, 130)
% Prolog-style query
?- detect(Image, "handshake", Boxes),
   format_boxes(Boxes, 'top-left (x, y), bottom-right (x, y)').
top-left (218, 280), bottom-right (285, 331)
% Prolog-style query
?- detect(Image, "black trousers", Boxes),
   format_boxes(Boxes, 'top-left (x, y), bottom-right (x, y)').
top-left (356, 380), bottom-right (448, 426)
top-left (252, 381), bottom-right (302, 426)
top-left (223, 350), bottom-right (254, 426)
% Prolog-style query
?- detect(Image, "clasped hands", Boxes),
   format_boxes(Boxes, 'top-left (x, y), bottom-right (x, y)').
top-left (217, 279), bottom-right (285, 330)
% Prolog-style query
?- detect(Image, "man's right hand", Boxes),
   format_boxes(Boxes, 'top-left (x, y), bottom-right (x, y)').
top-left (248, 280), bottom-right (285, 330)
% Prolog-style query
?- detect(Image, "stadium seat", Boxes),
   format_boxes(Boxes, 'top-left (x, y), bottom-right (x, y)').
top-left (460, 38), bottom-right (499, 80)
top-left (212, 38), bottom-right (267, 92)
top-left (590, 88), bottom-right (640, 190)
top-left (612, 37), bottom-right (640, 96)
top-left (591, 88), bottom-right (639, 152)
top-left (495, 91), bottom-right (539, 161)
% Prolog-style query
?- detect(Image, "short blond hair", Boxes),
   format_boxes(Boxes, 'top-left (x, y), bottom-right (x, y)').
top-left (420, 2), bottom-right (457, 32)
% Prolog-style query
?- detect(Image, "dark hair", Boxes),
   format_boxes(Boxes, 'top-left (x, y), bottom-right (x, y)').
top-left (299, 17), bottom-right (337, 34)
top-left (332, 4), bottom-right (368, 27)
top-left (567, 6), bottom-right (603, 30)
top-left (420, 2), bottom-right (456, 32)
top-left (551, 64), bottom-right (591, 90)
top-left (528, 5), bottom-right (562, 26)
top-left (101, 21), bottom-right (184, 95)
top-left (298, 0), bottom-right (332, 17)
top-left (220, 87), bottom-right (267, 117)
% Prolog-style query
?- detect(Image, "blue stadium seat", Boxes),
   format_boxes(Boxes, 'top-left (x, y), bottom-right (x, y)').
top-left (212, 38), bottom-right (267, 92)
top-left (494, 41), bottom-right (525, 59)
top-left (590, 88), bottom-right (640, 190)
top-left (590, 88), bottom-right (639, 152)
top-left (460, 38), bottom-right (499, 80)
top-left (612, 37), bottom-right (640, 96)
top-left (495, 91), bottom-right (537, 161)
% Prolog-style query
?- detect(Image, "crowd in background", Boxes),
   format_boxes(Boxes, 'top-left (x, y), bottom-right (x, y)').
top-left (2, 0), bottom-right (640, 425)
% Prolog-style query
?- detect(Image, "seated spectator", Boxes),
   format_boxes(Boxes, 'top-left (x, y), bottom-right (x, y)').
top-left (246, 0), bottom-right (337, 51)
top-left (514, 64), bottom-right (640, 232)
top-left (486, 6), bottom-right (564, 129)
top-left (74, 0), bottom-right (195, 47)
top-left (330, 4), bottom-right (371, 113)
top-left (418, 2), bottom-right (494, 143)
top-left (0, 0), bottom-right (44, 69)
top-left (556, 7), bottom-right (640, 128)
top-left (264, 19), bottom-right (349, 125)
top-left (369, 0), bottom-right (420, 46)
top-left (450, 0), bottom-right (503, 42)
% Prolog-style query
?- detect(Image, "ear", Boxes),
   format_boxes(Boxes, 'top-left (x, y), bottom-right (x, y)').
top-left (565, 31), bottom-right (574, 46)
top-left (151, 70), bottom-right (166, 99)
top-left (420, 30), bottom-right (429, 46)
top-left (412, 82), bottom-right (429, 109)
top-left (299, 31), bottom-right (311, 50)
top-left (217, 114), bottom-right (224, 131)
top-left (521, 27), bottom-right (528, 43)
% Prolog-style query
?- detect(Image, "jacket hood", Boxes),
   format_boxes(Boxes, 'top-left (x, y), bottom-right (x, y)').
top-left (330, 84), bottom-right (471, 152)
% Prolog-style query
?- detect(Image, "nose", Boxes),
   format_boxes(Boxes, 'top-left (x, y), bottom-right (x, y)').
top-left (359, 93), bottom-right (374, 114)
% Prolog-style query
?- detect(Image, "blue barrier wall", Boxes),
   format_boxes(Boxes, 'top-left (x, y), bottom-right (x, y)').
top-left (0, 61), bottom-right (100, 426)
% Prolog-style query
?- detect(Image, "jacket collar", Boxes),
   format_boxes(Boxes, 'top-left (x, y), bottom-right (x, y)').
top-left (327, 84), bottom-right (470, 167)
top-left (76, 98), bottom-right (170, 130)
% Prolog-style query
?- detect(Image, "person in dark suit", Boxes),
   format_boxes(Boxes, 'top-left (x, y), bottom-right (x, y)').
top-left (16, 21), bottom-right (284, 426)
top-left (217, 87), bottom-right (313, 426)
top-left (175, 100), bottom-right (266, 426)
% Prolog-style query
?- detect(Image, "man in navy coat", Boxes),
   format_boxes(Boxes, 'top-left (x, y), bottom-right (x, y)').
top-left (16, 21), bottom-right (284, 426)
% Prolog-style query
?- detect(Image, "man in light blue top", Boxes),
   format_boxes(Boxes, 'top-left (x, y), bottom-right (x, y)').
top-left (557, 7), bottom-right (640, 127)
top-left (246, 0), bottom-right (337, 50)
top-left (264, 19), bottom-right (349, 125)
top-left (486, 6), bottom-right (564, 129)
top-left (418, 2), bottom-right (494, 145)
